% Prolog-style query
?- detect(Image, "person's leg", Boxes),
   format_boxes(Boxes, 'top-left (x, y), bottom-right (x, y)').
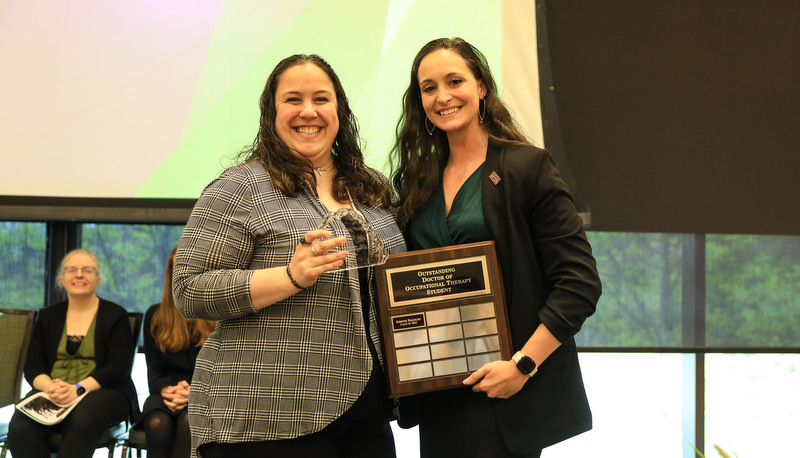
top-left (56, 388), bottom-right (129, 458)
top-left (7, 408), bottom-right (57, 458)
top-left (170, 409), bottom-right (191, 458)
top-left (143, 410), bottom-right (176, 458)
top-left (337, 416), bottom-right (395, 458)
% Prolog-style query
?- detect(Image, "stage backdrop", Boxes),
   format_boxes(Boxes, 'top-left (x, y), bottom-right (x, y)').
top-left (1, 0), bottom-right (542, 200)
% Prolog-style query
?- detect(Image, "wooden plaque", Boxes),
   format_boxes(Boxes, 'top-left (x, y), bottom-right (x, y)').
top-left (374, 241), bottom-right (512, 397)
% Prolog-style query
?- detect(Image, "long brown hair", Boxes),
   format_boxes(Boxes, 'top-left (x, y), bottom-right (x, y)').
top-left (390, 37), bottom-right (530, 224)
top-left (151, 246), bottom-right (216, 352)
top-left (238, 54), bottom-right (394, 208)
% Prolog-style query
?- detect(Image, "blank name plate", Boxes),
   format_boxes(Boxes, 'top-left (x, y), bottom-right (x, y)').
top-left (375, 241), bottom-right (512, 397)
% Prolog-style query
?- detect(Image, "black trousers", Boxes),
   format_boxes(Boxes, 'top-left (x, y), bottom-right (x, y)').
top-left (418, 387), bottom-right (542, 458)
top-left (199, 363), bottom-right (396, 458)
top-left (8, 389), bottom-right (130, 458)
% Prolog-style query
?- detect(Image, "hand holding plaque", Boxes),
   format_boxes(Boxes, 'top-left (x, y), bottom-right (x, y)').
top-left (315, 208), bottom-right (389, 271)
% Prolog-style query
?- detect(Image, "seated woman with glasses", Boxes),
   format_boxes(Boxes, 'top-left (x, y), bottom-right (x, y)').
top-left (8, 248), bottom-right (139, 458)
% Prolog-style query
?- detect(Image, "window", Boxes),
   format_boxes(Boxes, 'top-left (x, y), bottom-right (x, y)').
top-left (705, 353), bottom-right (800, 457)
top-left (81, 223), bottom-right (184, 315)
top-left (578, 232), bottom-right (684, 347)
top-left (0, 221), bottom-right (46, 310)
top-left (2, 220), bottom-right (798, 457)
top-left (573, 231), bottom-right (800, 456)
top-left (706, 234), bottom-right (800, 346)
top-left (545, 353), bottom-right (690, 457)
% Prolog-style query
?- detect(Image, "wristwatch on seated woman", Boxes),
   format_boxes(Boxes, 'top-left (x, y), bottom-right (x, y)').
top-left (75, 383), bottom-right (86, 396)
top-left (512, 351), bottom-right (538, 377)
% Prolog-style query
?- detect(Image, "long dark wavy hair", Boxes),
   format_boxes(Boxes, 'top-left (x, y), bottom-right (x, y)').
top-left (390, 38), bottom-right (529, 224)
top-left (238, 54), bottom-right (394, 208)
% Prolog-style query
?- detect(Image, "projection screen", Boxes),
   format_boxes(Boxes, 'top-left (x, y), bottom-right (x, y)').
top-left (0, 0), bottom-right (541, 204)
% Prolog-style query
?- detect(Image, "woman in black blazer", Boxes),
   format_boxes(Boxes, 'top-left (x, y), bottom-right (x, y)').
top-left (391, 38), bottom-right (602, 458)
top-left (8, 249), bottom-right (138, 458)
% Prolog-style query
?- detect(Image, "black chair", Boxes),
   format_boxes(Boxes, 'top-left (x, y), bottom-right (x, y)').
top-left (119, 426), bottom-right (147, 458)
top-left (0, 308), bottom-right (37, 458)
top-left (47, 311), bottom-right (143, 458)
top-left (120, 310), bottom-right (148, 457)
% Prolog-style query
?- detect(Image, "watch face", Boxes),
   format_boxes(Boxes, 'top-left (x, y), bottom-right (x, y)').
top-left (516, 355), bottom-right (536, 374)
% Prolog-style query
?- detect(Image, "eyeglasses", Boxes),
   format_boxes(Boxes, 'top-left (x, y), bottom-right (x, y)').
top-left (64, 266), bottom-right (97, 275)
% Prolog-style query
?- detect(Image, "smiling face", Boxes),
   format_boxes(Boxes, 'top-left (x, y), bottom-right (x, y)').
top-left (60, 251), bottom-right (101, 298)
top-left (274, 62), bottom-right (339, 166)
top-left (417, 49), bottom-right (486, 137)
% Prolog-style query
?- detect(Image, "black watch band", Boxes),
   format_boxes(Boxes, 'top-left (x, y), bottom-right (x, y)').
top-left (75, 383), bottom-right (86, 396)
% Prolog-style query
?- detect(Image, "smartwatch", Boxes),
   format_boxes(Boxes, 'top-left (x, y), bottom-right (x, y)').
top-left (75, 383), bottom-right (86, 396)
top-left (512, 351), bottom-right (538, 377)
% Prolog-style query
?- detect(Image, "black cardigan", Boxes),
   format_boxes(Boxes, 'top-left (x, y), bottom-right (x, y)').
top-left (24, 299), bottom-right (140, 422)
top-left (481, 143), bottom-right (602, 453)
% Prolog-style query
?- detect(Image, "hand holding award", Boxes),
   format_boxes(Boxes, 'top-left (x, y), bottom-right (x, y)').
top-left (314, 208), bottom-right (389, 271)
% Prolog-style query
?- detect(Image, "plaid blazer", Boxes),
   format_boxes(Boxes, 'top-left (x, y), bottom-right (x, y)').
top-left (173, 161), bottom-right (406, 452)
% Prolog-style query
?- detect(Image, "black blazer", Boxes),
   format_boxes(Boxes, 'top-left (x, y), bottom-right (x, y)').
top-left (481, 144), bottom-right (602, 453)
top-left (24, 299), bottom-right (140, 422)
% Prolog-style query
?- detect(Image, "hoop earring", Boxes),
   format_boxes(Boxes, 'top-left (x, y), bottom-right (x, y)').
top-left (478, 98), bottom-right (486, 123)
top-left (425, 117), bottom-right (436, 136)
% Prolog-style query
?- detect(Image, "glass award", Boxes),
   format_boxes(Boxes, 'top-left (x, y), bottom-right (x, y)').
top-left (315, 208), bottom-right (389, 270)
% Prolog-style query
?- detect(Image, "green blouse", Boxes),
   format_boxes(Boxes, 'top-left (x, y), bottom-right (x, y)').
top-left (50, 313), bottom-right (98, 384)
top-left (409, 163), bottom-right (492, 250)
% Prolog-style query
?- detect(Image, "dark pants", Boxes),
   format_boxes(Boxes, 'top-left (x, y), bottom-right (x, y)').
top-left (140, 407), bottom-right (191, 458)
top-left (8, 389), bottom-right (130, 458)
top-left (418, 388), bottom-right (542, 458)
top-left (199, 364), bottom-right (396, 458)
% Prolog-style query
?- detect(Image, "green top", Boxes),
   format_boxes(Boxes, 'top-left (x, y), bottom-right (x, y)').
top-left (50, 313), bottom-right (97, 383)
top-left (409, 163), bottom-right (491, 250)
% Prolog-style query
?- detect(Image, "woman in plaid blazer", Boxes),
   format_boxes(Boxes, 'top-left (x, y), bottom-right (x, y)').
top-left (173, 54), bottom-right (406, 458)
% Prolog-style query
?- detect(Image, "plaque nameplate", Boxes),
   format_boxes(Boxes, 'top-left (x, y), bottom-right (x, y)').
top-left (375, 241), bottom-right (512, 397)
